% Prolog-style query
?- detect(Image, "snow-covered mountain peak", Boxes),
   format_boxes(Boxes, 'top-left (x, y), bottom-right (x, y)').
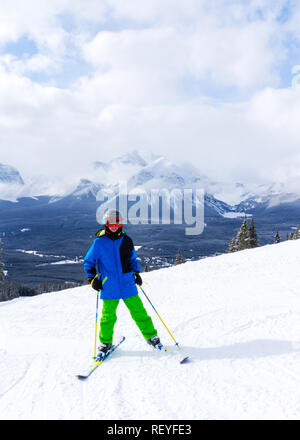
top-left (127, 155), bottom-right (209, 191)
top-left (92, 161), bottom-right (110, 171)
top-left (88, 151), bottom-right (149, 187)
top-left (112, 150), bottom-right (148, 167)
top-left (2, 152), bottom-right (299, 217)
top-left (0, 163), bottom-right (26, 201)
top-left (0, 163), bottom-right (24, 185)
top-left (71, 178), bottom-right (103, 198)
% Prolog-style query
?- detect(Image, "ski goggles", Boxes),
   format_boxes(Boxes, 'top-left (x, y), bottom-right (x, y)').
top-left (105, 216), bottom-right (123, 228)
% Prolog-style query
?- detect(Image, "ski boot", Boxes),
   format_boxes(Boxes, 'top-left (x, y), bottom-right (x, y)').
top-left (96, 342), bottom-right (113, 360)
top-left (147, 336), bottom-right (161, 349)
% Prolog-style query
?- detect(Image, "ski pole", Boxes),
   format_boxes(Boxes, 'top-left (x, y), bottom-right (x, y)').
top-left (93, 289), bottom-right (100, 360)
top-left (138, 286), bottom-right (181, 350)
top-left (85, 274), bottom-right (100, 359)
top-left (90, 275), bottom-right (108, 360)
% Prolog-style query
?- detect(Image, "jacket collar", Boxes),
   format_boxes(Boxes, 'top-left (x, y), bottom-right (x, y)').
top-left (95, 227), bottom-right (124, 240)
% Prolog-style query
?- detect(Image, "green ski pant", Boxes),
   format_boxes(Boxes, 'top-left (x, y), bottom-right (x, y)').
top-left (99, 294), bottom-right (157, 344)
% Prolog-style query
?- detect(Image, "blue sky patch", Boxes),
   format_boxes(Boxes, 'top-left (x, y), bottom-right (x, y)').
top-left (2, 35), bottom-right (38, 58)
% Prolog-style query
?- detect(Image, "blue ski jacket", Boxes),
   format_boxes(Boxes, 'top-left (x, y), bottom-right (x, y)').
top-left (84, 230), bottom-right (141, 300)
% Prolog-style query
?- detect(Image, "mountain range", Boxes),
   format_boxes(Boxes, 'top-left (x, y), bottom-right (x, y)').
top-left (0, 151), bottom-right (299, 287)
top-left (1, 151), bottom-right (299, 215)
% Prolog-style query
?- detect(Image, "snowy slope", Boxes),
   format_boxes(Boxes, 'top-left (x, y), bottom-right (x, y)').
top-left (1, 240), bottom-right (300, 420)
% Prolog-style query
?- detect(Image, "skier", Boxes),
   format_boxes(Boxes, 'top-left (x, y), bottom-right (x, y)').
top-left (84, 209), bottom-right (161, 357)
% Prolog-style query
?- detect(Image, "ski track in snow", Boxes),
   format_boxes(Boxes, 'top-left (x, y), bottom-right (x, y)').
top-left (1, 240), bottom-right (300, 419)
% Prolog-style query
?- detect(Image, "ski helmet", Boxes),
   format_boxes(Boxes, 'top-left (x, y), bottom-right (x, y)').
top-left (102, 209), bottom-right (123, 226)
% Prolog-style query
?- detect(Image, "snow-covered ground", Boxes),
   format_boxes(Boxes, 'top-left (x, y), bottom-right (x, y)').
top-left (1, 240), bottom-right (300, 420)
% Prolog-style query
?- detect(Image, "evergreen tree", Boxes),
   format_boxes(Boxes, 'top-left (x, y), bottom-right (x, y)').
top-left (249, 217), bottom-right (258, 248)
top-left (229, 238), bottom-right (237, 253)
top-left (286, 232), bottom-right (289, 241)
top-left (174, 249), bottom-right (184, 265)
top-left (274, 231), bottom-right (281, 244)
top-left (236, 216), bottom-right (250, 251)
top-left (295, 226), bottom-right (300, 240)
top-left (290, 232), bottom-right (295, 240)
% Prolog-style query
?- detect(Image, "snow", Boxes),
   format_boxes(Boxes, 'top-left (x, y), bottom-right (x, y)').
top-left (16, 249), bottom-right (46, 258)
top-left (16, 250), bottom-right (66, 259)
top-left (222, 212), bottom-right (253, 219)
top-left (0, 163), bottom-right (24, 185)
top-left (2, 154), bottom-right (300, 216)
top-left (1, 240), bottom-right (300, 420)
top-left (37, 258), bottom-right (84, 266)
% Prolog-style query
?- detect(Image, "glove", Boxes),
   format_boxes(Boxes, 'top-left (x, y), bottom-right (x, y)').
top-left (88, 276), bottom-right (103, 291)
top-left (134, 272), bottom-right (142, 286)
top-left (87, 267), bottom-right (97, 277)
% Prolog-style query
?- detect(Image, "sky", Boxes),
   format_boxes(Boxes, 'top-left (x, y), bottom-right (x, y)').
top-left (0, 0), bottom-right (300, 190)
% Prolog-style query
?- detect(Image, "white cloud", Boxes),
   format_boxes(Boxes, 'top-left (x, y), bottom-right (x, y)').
top-left (187, 20), bottom-right (283, 88)
top-left (81, 2), bottom-right (285, 91)
top-left (0, 0), bottom-right (299, 192)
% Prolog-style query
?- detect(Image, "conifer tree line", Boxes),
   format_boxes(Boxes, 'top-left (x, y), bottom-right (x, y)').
top-left (229, 216), bottom-right (259, 253)
top-left (143, 249), bottom-right (186, 270)
top-left (0, 279), bottom-right (82, 302)
top-left (0, 236), bottom-right (83, 302)
top-left (229, 219), bottom-right (300, 251)
top-left (143, 251), bottom-right (184, 271)
top-left (275, 225), bottom-right (300, 244)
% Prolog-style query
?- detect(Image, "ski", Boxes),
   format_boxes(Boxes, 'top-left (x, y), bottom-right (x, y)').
top-left (156, 342), bottom-right (189, 364)
top-left (77, 336), bottom-right (125, 380)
